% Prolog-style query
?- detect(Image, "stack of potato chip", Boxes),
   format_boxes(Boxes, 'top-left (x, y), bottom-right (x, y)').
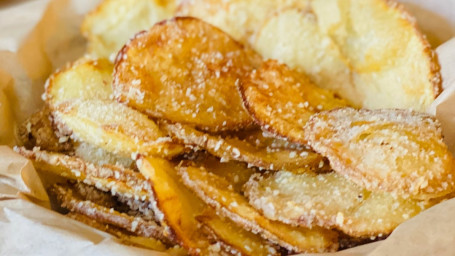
top-left (16, 0), bottom-right (455, 255)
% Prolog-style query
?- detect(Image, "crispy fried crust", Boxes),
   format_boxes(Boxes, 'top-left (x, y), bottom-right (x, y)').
top-left (239, 60), bottom-right (349, 144)
top-left (113, 17), bottom-right (261, 132)
top-left (176, 0), bottom-right (308, 45)
top-left (162, 122), bottom-right (324, 172)
top-left (304, 108), bottom-right (455, 199)
top-left (52, 99), bottom-right (184, 158)
top-left (51, 183), bottom-right (170, 244)
top-left (196, 211), bottom-right (280, 256)
top-left (81, 0), bottom-right (177, 60)
top-left (253, 1), bottom-right (440, 111)
top-left (177, 164), bottom-right (339, 253)
top-left (17, 107), bottom-right (72, 152)
top-left (44, 57), bottom-right (113, 108)
top-left (244, 171), bottom-right (434, 238)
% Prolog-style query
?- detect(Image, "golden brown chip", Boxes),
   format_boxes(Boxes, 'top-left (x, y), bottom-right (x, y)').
top-left (137, 157), bottom-right (214, 254)
top-left (17, 107), bottom-right (72, 152)
top-left (44, 57), bottom-right (113, 108)
top-left (15, 147), bottom-right (154, 205)
top-left (162, 122), bottom-right (323, 172)
top-left (196, 210), bottom-right (280, 256)
top-left (244, 171), bottom-right (433, 238)
top-left (184, 153), bottom-right (257, 193)
top-left (304, 108), bottom-right (455, 199)
top-left (177, 164), bottom-right (339, 253)
top-left (176, 0), bottom-right (307, 44)
top-left (113, 17), bottom-right (261, 132)
top-left (239, 60), bottom-right (349, 144)
top-left (81, 0), bottom-right (177, 60)
top-left (253, 3), bottom-right (440, 111)
top-left (52, 99), bottom-right (183, 158)
top-left (51, 183), bottom-right (170, 244)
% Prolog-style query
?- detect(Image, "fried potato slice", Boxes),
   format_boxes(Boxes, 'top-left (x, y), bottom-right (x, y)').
top-left (44, 57), bottom-right (113, 108)
top-left (138, 157), bottom-right (213, 255)
top-left (177, 164), bottom-right (339, 253)
top-left (81, 0), bottom-right (177, 60)
top-left (74, 142), bottom-right (135, 169)
top-left (304, 108), bottom-right (455, 199)
top-left (239, 60), bottom-right (349, 144)
top-left (113, 17), bottom-right (261, 132)
top-left (17, 107), bottom-right (72, 152)
top-left (67, 212), bottom-right (175, 253)
top-left (197, 210), bottom-right (280, 256)
top-left (162, 122), bottom-right (323, 172)
top-left (15, 147), bottom-right (155, 208)
top-left (176, 0), bottom-right (307, 44)
top-left (253, 3), bottom-right (440, 111)
top-left (51, 183), bottom-right (170, 244)
top-left (185, 153), bottom-right (257, 193)
top-left (53, 99), bottom-right (183, 158)
top-left (245, 171), bottom-right (434, 238)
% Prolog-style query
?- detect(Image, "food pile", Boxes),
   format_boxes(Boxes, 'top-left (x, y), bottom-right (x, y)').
top-left (15, 0), bottom-right (455, 255)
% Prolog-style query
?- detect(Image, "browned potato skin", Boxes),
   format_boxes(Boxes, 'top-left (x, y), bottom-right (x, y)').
top-left (113, 17), bottom-right (262, 132)
top-left (239, 60), bottom-right (349, 144)
top-left (304, 108), bottom-right (455, 200)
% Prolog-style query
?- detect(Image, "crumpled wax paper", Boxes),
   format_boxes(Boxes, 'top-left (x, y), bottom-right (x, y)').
top-left (0, 0), bottom-right (454, 255)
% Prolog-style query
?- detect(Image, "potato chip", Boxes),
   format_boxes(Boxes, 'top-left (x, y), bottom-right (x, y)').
top-left (162, 122), bottom-right (323, 172)
top-left (185, 153), bottom-right (257, 193)
top-left (137, 157), bottom-right (213, 254)
top-left (304, 108), bottom-right (455, 199)
top-left (16, 147), bottom-right (154, 203)
top-left (245, 171), bottom-right (434, 237)
top-left (53, 99), bottom-right (183, 158)
top-left (176, 0), bottom-right (307, 44)
top-left (253, 3), bottom-right (440, 111)
top-left (113, 17), bottom-right (261, 132)
top-left (44, 57), bottom-right (113, 108)
top-left (81, 0), bottom-right (176, 60)
top-left (178, 164), bottom-right (339, 253)
top-left (67, 212), bottom-right (179, 253)
top-left (239, 60), bottom-right (349, 144)
top-left (197, 210), bottom-right (280, 256)
top-left (52, 183), bottom-right (170, 244)
top-left (17, 107), bottom-right (73, 152)
top-left (74, 142), bottom-right (135, 169)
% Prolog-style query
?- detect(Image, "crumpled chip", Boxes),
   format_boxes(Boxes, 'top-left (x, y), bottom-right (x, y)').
top-left (162, 122), bottom-right (324, 172)
top-left (177, 163), bottom-right (339, 253)
top-left (239, 60), bottom-right (349, 144)
top-left (253, 4), bottom-right (440, 111)
top-left (81, 0), bottom-right (177, 60)
top-left (244, 170), bottom-right (435, 238)
top-left (52, 99), bottom-right (183, 158)
top-left (304, 108), bottom-right (455, 199)
top-left (196, 210), bottom-right (280, 256)
top-left (113, 17), bottom-right (261, 132)
top-left (44, 57), bottom-right (113, 108)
